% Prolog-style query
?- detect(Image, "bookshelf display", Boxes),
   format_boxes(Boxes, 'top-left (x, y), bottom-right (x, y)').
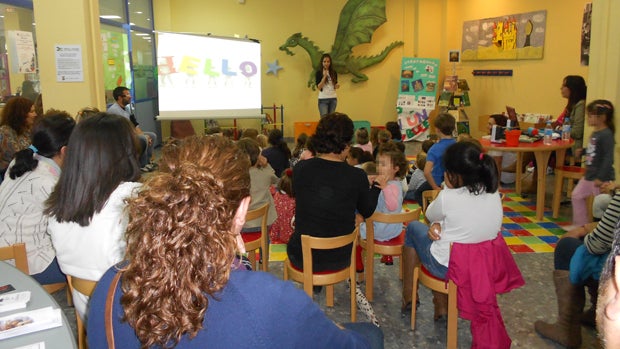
top-left (439, 76), bottom-right (470, 135)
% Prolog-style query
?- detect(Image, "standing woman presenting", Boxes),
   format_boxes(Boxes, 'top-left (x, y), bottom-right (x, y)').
top-left (316, 54), bottom-right (339, 117)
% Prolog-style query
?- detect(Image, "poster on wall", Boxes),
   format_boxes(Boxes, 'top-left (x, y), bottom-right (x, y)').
top-left (7, 31), bottom-right (36, 74)
top-left (101, 29), bottom-right (131, 91)
top-left (396, 57), bottom-right (439, 141)
top-left (54, 45), bottom-right (83, 82)
top-left (461, 10), bottom-right (546, 61)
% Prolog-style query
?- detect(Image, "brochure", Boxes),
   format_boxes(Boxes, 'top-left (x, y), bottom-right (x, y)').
top-left (0, 307), bottom-right (62, 340)
top-left (0, 291), bottom-right (30, 313)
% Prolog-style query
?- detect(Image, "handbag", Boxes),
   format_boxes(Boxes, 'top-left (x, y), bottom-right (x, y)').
top-left (105, 271), bottom-right (123, 349)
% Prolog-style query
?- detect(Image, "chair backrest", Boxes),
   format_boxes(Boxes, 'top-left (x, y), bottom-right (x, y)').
top-left (0, 243), bottom-right (29, 274)
top-left (67, 275), bottom-right (97, 297)
top-left (365, 208), bottom-right (421, 241)
top-left (422, 189), bottom-right (440, 213)
top-left (300, 229), bottom-right (358, 276)
top-left (245, 202), bottom-right (269, 228)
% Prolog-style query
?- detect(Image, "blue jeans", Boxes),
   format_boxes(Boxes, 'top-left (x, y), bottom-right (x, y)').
top-left (342, 322), bottom-right (384, 349)
top-left (404, 221), bottom-right (448, 279)
top-left (138, 131), bottom-right (158, 167)
top-left (318, 98), bottom-right (337, 117)
top-left (31, 258), bottom-right (66, 285)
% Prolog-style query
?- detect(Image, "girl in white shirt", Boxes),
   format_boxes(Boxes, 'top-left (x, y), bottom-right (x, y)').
top-left (400, 141), bottom-right (503, 316)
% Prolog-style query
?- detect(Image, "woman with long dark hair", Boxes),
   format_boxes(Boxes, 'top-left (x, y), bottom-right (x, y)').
top-left (262, 128), bottom-right (291, 177)
top-left (557, 75), bottom-right (587, 158)
top-left (316, 53), bottom-right (340, 117)
top-left (45, 113), bottom-right (141, 321)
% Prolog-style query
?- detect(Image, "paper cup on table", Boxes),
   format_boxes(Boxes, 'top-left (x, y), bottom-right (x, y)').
top-left (505, 130), bottom-right (521, 147)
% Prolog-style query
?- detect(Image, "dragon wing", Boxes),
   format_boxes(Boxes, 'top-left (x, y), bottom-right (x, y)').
top-left (330, 0), bottom-right (387, 65)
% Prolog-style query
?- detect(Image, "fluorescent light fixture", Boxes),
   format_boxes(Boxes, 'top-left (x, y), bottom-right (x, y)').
top-left (135, 33), bottom-right (149, 36)
top-left (135, 11), bottom-right (143, 14)
top-left (100, 15), bottom-right (122, 19)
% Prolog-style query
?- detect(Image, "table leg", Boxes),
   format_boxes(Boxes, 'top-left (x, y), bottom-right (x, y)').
top-left (514, 153), bottom-right (523, 194)
top-left (533, 150), bottom-right (553, 221)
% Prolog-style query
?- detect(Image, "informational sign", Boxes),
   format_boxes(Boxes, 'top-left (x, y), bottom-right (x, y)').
top-left (7, 30), bottom-right (36, 73)
top-left (396, 57), bottom-right (439, 141)
top-left (54, 45), bottom-right (84, 82)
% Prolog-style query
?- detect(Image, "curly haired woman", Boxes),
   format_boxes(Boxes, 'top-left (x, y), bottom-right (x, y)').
top-left (87, 135), bottom-right (383, 349)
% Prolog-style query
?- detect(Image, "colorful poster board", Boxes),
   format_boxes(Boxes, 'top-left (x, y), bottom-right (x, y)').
top-left (396, 57), bottom-right (439, 141)
top-left (101, 29), bottom-right (131, 91)
top-left (7, 31), bottom-right (36, 74)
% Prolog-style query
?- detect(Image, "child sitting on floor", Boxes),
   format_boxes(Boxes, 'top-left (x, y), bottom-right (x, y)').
top-left (356, 141), bottom-right (408, 267)
top-left (354, 127), bottom-right (373, 153)
top-left (270, 168), bottom-right (295, 244)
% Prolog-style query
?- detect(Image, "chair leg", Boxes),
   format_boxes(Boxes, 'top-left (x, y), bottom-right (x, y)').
top-left (261, 241), bottom-right (269, 272)
top-left (248, 249), bottom-right (257, 271)
top-left (350, 279), bottom-right (357, 322)
top-left (552, 170), bottom-right (564, 218)
top-left (76, 311), bottom-right (86, 349)
top-left (66, 286), bottom-right (73, 307)
top-left (398, 254), bottom-right (403, 280)
top-left (587, 195), bottom-right (594, 222)
top-left (365, 248), bottom-right (374, 302)
top-left (326, 285), bottom-right (334, 307)
top-left (447, 281), bottom-right (458, 349)
top-left (411, 267), bottom-right (420, 330)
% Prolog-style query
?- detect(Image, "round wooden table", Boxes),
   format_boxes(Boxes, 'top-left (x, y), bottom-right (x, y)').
top-left (479, 138), bottom-right (574, 221)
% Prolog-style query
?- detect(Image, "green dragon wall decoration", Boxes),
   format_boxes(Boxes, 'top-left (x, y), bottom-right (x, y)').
top-left (279, 0), bottom-right (403, 89)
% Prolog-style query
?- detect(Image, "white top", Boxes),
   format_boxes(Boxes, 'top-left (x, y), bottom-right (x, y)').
top-left (0, 155), bottom-right (61, 274)
top-left (318, 74), bottom-right (337, 99)
top-left (427, 187), bottom-right (503, 267)
top-left (49, 181), bottom-right (141, 320)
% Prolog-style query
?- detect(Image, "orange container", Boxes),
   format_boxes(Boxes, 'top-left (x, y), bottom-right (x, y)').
top-left (505, 129), bottom-right (521, 147)
top-left (294, 121), bottom-right (318, 139)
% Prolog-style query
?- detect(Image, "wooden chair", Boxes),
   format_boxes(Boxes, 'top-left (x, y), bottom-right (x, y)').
top-left (0, 244), bottom-right (71, 304)
top-left (283, 229), bottom-right (358, 322)
top-left (551, 165), bottom-right (593, 219)
top-left (0, 243), bottom-right (29, 273)
top-left (242, 203), bottom-right (269, 271)
top-left (359, 208), bottom-right (421, 301)
top-left (422, 189), bottom-right (440, 223)
top-left (411, 264), bottom-right (458, 348)
top-left (67, 275), bottom-right (97, 349)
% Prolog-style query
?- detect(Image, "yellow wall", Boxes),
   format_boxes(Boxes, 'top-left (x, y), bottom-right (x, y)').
top-left (154, 0), bottom-right (594, 139)
top-left (154, 0), bottom-right (410, 137)
top-left (33, 0), bottom-right (105, 115)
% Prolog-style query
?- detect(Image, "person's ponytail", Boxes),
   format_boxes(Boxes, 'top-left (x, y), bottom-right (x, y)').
top-left (9, 147), bottom-right (38, 179)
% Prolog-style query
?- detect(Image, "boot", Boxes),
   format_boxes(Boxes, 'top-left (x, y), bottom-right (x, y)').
top-left (534, 270), bottom-right (584, 348)
top-left (432, 291), bottom-right (448, 321)
top-left (581, 279), bottom-right (598, 327)
top-left (401, 246), bottom-right (419, 311)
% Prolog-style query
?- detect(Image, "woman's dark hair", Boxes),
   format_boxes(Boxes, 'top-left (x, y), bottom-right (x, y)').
top-left (9, 110), bottom-right (75, 179)
top-left (489, 114), bottom-right (508, 127)
top-left (310, 112), bottom-right (353, 154)
top-left (317, 53), bottom-right (337, 85)
top-left (385, 121), bottom-right (402, 141)
top-left (236, 137), bottom-right (261, 166)
top-left (0, 97), bottom-right (34, 135)
top-left (293, 133), bottom-right (308, 158)
top-left (45, 113), bottom-right (141, 226)
top-left (348, 147), bottom-right (364, 164)
top-left (587, 99), bottom-right (615, 134)
top-left (267, 129), bottom-right (291, 159)
top-left (443, 142), bottom-right (498, 195)
top-left (563, 75), bottom-right (587, 114)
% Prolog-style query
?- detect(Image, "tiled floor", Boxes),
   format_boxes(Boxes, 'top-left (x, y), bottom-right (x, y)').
top-left (49, 140), bottom-right (603, 348)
